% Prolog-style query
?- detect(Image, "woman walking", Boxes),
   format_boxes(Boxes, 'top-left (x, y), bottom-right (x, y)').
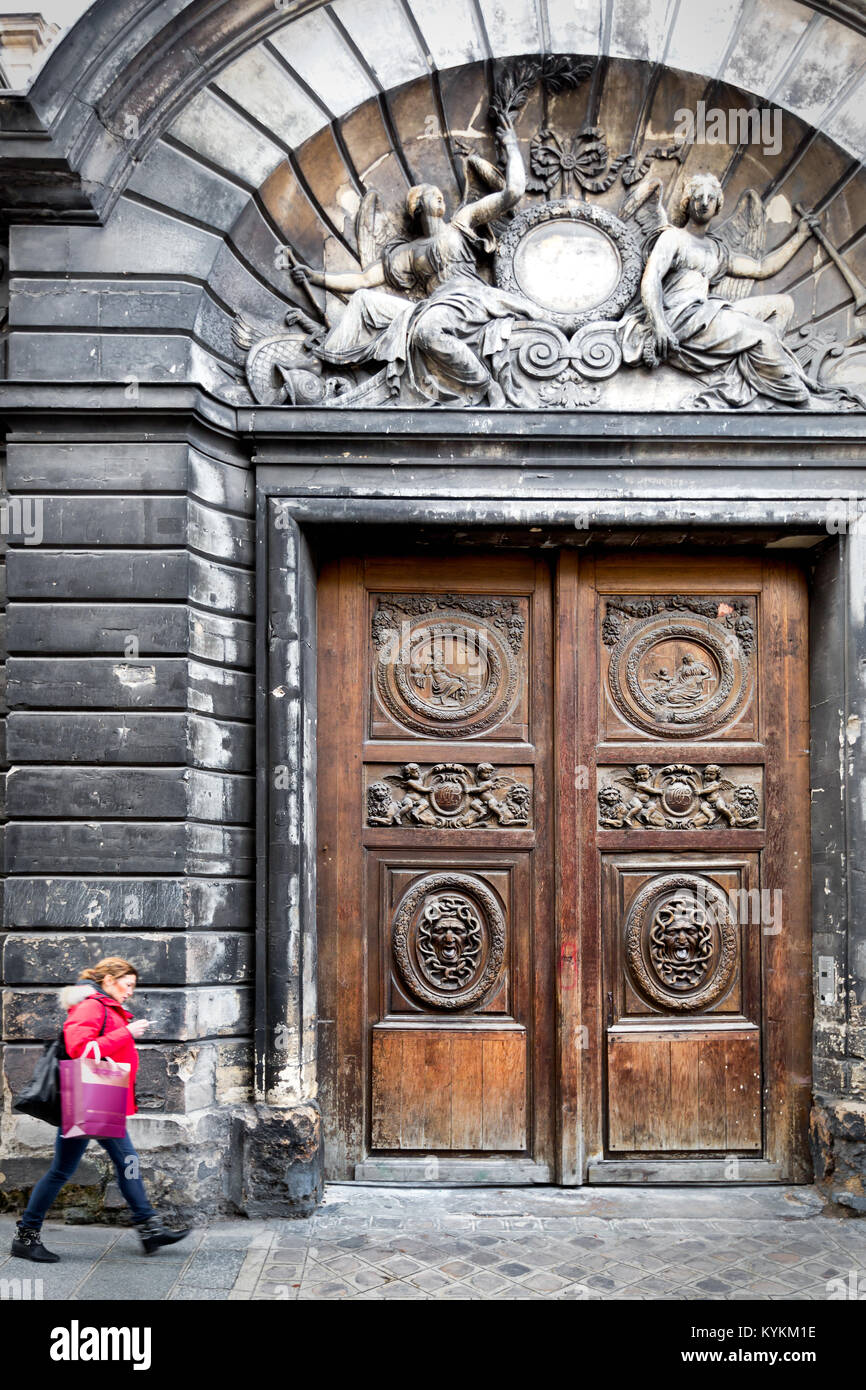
top-left (11, 957), bottom-right (189, 1262)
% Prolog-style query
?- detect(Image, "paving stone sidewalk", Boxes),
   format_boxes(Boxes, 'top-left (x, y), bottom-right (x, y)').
top-left (2, 1185), bottom-right (865, 1300)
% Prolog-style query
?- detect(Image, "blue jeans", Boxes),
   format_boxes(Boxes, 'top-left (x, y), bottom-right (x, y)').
top-left (21, 1128), bottom-right (156, 1229)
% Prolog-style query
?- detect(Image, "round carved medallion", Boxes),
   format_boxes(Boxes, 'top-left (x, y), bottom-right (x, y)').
top-left (624, 873), bottom-right (739, 1013)
top-left (661, 774), bottom-right (698, 816)
top-left (494, 200), bottom-right (642, 333)
top-left (607, 612), bottom-right (751, 737)
top-left (392, 872), bottom-right (506, 1010)
top-left (375, 608), bottom-right (520, 737)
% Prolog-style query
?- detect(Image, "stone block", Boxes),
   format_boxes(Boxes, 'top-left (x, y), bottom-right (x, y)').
top-left (3, 985), bottom-right (252, 1041)
top-left (810, 1094), bottom-right (866, 1214)
top-left (2, 928), bottom-right (250, 984)
top-left (135, 1042), bottom-right (217, 1113)
top-left (230, 1103), bottom-right (323, 1217)
top-left (4, 876), bottom-right (253, 930)
top-left (0, 1154), bottom-right (105, 1217)
top-left (4, 821), bottom-right (253, 876)
top-left (128, 140), bottom-right (248, 234)
top-left (8, 602), bottom-right (189, 655)
top-left (169, 87), bottom-right (284, 188)
top-left (216, 1039), bottom-right (253, 1104)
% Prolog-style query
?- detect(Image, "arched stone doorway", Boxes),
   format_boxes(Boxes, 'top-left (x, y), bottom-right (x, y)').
top-left (0, 0), bottom-right (864, 1216)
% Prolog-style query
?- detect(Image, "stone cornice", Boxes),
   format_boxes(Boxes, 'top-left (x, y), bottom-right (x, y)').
top-left (1, 382), bottom-right (865, 471)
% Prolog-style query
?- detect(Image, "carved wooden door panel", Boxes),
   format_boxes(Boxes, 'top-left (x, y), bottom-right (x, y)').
top-left (562, 553), bottom-right (811, 1182)
top-left (317, 552), bottom-right (554, 1181)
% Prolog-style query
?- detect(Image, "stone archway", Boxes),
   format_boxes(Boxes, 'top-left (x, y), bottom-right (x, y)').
top-left (0, 0), bottom-right (864, 1215)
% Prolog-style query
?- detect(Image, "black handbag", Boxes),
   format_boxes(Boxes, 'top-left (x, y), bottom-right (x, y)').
top-left (13, 999), bottom-right (108, 1127)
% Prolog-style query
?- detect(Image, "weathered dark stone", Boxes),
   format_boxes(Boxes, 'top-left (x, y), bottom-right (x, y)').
top-left (3, 986), bottom-right (252, 1041)
top-left (0, 1155), bottom-right (106, 1217)
top-left (2, 932), bottom-right (252, 985)
top-left (4, 822), bottom-right (254, 877)
top-left (810, 1096), bottom-right (866, 1214)
top-left (230, 1103), bottom-right (323, 1217)
top-left (4, 876), bottom-right (253, 930)
top-left (7, 712), bottom-right (253, 769)
top-left (8, 603), bottom-right (189, 655)
top-left (7, 550), bottom-right (189, 601)
top-left (6, 442), bottom-right (189, 492)
top-left (6, 766), bottom-right (254, 821)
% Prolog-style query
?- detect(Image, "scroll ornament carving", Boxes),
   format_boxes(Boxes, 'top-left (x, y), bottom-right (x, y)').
top-left (231, 57), bottom-right (866, 413)
top-left (598, 764), bottom-right (760, 829)
top-left (392, 872), bottom-right (506, 1009)
top-left (625, 873), bottom-right (739, 1012)
top-left (368, 763), bottom-right (531, 828)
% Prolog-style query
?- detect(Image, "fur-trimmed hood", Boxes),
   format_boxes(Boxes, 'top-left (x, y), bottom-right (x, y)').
top-left (59, 981), bottom-right (99, 1011)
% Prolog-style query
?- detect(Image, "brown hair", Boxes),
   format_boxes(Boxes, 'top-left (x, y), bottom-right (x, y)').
top-left (80, 957), bottom-right (138, 984)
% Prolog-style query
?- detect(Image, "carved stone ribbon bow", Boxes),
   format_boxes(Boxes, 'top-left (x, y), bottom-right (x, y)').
top-left (528, 127), bottom-right (619, 197)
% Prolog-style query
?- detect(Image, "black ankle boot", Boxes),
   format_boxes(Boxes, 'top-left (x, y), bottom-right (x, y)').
top-left (137, 1214), bottom-right (190, 1255)
top-left (11, 1221), bottom-right (60, 1263)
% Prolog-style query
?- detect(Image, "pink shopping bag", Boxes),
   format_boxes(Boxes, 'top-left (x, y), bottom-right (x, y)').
top-left (59, 1042), bottom-right (130, 1138)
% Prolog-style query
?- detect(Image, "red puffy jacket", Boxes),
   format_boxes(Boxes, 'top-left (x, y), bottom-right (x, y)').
top-left (64, 992), bottom-right (139, 1116)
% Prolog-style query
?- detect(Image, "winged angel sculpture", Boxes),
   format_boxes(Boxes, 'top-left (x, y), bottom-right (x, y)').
top-left (617, 172), bottom-right (861, 409)
top-left (288, 115), bottom-right (538, 407)
top-left (231, 64), bottom-right (864, 412)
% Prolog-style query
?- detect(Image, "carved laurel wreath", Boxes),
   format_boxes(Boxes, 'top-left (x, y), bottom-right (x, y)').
top-left (494, 199), bottom-right (643, 333)
top-left (607, 613), bottom-right (751, 737)
top-left (624, 873), bottom-right (739, 1013)
top-left (392, 872), bottom-right (506, 1011)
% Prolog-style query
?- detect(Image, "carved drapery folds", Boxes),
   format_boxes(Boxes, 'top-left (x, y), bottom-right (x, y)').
top-left (234, 56), bottom-right (866, 413)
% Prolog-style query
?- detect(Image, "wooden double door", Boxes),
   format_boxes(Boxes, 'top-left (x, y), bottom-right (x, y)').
top-left (317, 548), bottom-right (811, 1183)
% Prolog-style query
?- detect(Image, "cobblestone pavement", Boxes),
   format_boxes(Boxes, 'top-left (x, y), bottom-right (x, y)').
top-left (2, 1185), bottom-right (866, 1300)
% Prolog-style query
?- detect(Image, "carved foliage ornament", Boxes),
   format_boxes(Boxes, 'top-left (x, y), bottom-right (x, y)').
top-left (598, 764), bottom-right (761, 829)
top-left (392, 872), bottom-right (506, 1010)
top-left (372, 596), bottom-right (524, 738)
top-left (527, 125), bottom-right (685, 200)
top-left (368, 763), bottom-right (531, 829)
top-left (372, 594), bottom-right (525, 652)
top-left (625, 873), bottom-right (739, 1012)
top-left (602, 596), bottom-right (755, 652)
